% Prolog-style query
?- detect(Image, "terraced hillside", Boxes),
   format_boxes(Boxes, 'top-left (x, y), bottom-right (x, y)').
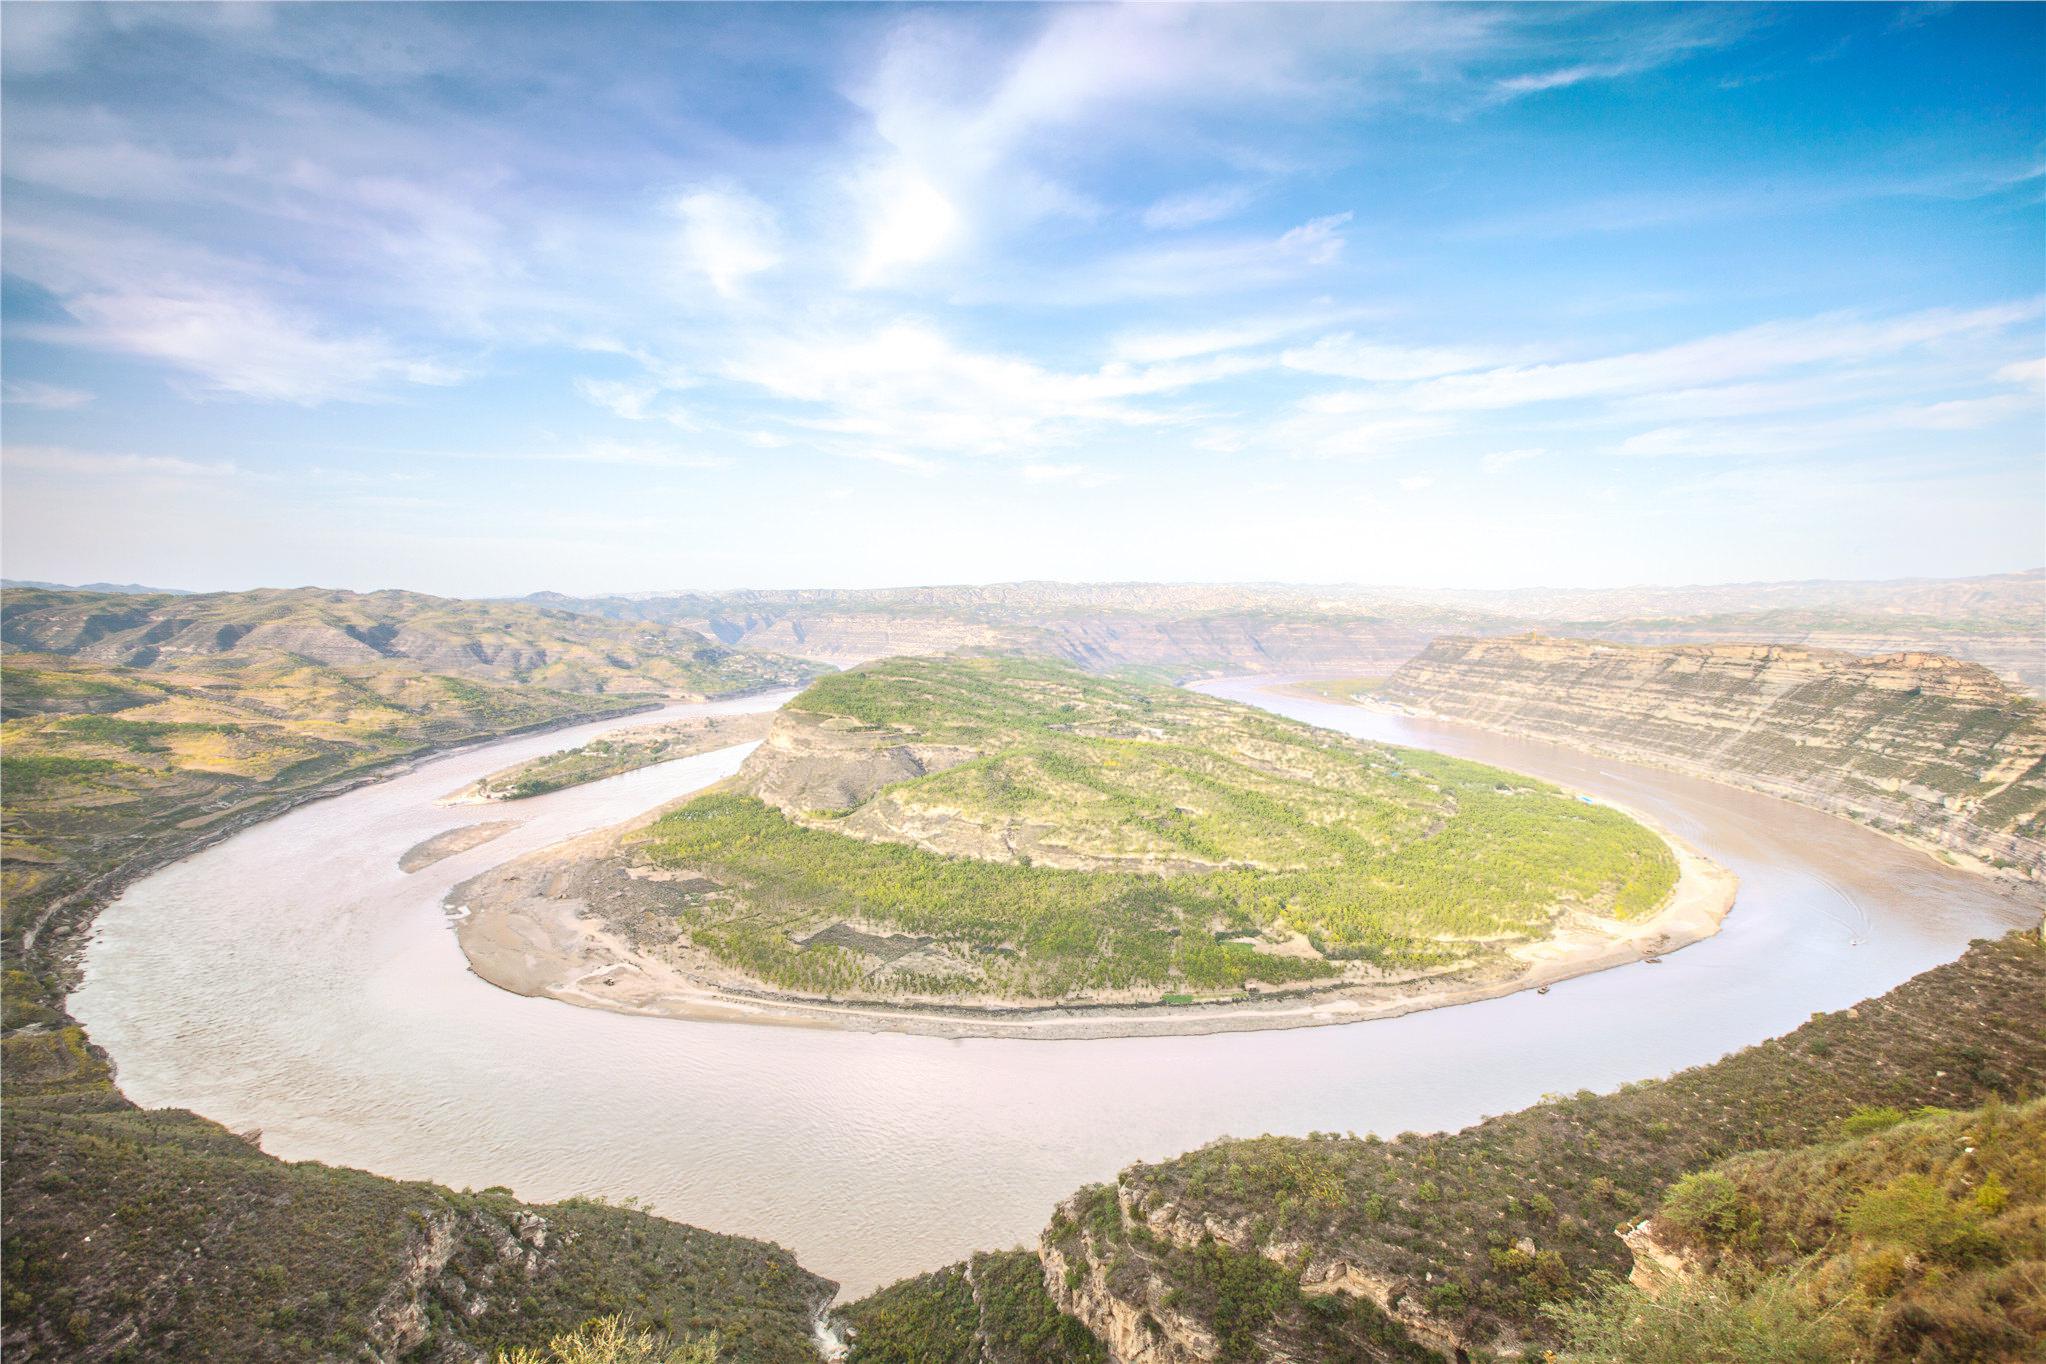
top-left (1380, 636), bottom-right (2046, 880)
top-left (595, 657), bottom-right (1679, 1006)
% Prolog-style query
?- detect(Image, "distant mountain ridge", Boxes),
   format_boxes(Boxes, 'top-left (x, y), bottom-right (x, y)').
top-left (1, 585), bottom-right (814, 698)
top-left (3, 579), bottom-right (193, 595)
top-left (521, 570), bottom-right (2046, 691)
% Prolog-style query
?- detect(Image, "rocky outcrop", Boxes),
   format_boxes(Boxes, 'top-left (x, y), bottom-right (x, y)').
top-left (1041, 1183), bottom-right (1470, 1364)
top-left (736, 708), bottom-right (981, 816)
top-left (1382, 636), bottom-right (2046, 880)
top-left (1618, 1217), bottom-right (1697, 1297)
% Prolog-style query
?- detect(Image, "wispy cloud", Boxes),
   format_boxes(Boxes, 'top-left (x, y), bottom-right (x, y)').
top-left (1406, 302), bottom-right (2042, 412)
top-left (2, 381), bottom-right (95, 410)
top-left (1481, 447), bottom-right (1545, 472)
top-left (675, 188), bottom-right (782, 298)
top-left (431, 440), bottom-right (733, 470)
top-left (1142, 184), bottom-right (1258, 230)
top-left (1019, 462), bottom-right (1116, 487)
top-left (5, 444), bottom-right (238, 477)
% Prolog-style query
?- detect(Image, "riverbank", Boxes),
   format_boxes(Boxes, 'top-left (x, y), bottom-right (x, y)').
top-left (451, 784), bottom-right (1736, 1041)
top-left (1348, 690), bottom-right (2044, 899)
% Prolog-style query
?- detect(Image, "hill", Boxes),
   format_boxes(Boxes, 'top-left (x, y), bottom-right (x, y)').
top-left (460, 656), bottom-right (1695, 1023)
top-left (2, 1024), bottom-right (833, 1363)
top-left (1574, 1097), bottom-right (2045, 1362)
top-left (1, 586), bottom-right (818, 1028)
top-left (1, 586), bottom-right (814, 698)
top-left (828, 930), bottom-right (2046, 1362)
top-left (1378, 636), bottom-right (2046, 881)
top-left (1, 591), bottom-right (836, 1364)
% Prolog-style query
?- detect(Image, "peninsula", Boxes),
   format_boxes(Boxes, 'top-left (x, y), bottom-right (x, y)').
top-left (455, 657), bottom-right (1730, 1037)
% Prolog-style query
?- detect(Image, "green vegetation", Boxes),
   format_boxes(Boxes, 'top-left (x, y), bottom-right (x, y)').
top-left (642, 793), bottom-right (1341, 998)
top-left (1544, 1271), bottom-right (1838, 1364)
top-left (1, 651), bottom-right (651, 1029)
top-left (631, 657), bottom-right (1675, 1001)
top-left (1, 588), bottom-right (812, 1028)
top-left (1290, 676), bottom-right (1388, 704)
top-left (497, 1317), bottom-right (719, 1364)
top-left (469, 714), bottom-right (769, 800)
top-left (1048, 931), bottom-right (2046, 1358)
top-left (1552, 1098), bottom-right (2045, 1362)
top-left (0, 590), bottom-right (829, 1362)
top-left (836, 1250), bottom-right (1106, 1364)
top-left (1381, 634), bottom-right (2046, 876)
top-left (0, 585), bottom-right (817, 699)
top-left (2, 1027), bottom-right (831, 1363)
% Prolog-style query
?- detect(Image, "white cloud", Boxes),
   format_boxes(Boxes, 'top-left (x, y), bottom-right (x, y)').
top-left (852, 167), bottom-right (961, 287)
top-left (1619, 392), bottom-right (2036, 458)
top-left (573, 376), bottom-right (698, 429)
top-left (1481, 447), bottom-right (1544, 472)
top-left (1492, 62), bottom-right (1639, 96)
top-left (1032, 213), bottom-right (1352, 303)
top-left (1408, 302), bottom-right (2042, 412)
top-left (1397, 475), bottom-right (1435, 492)
top-left (430, 440), bottom-right (732, 470)
top-left (1019, 462), bottom-right (1115, 487)
top-left (1142, 184), bottom-right (1257, 230)
top-left (47, 287), bottom-right (464, 404)
top-left (1282, 333), bottom-right (1498, 381)
top-left (5, 444), bottom-right (238, 477)
top-left (1996, 358), bottom-right (2046, 389)
top-left (2, 381), bottom-right (95, 410)
top-left (675, 189), bottom-right (781, 298)
top-left (714, 318), bottom-right (1270, 467)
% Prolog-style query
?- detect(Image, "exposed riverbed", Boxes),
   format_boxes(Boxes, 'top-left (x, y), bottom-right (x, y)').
top-left (71, 680), bottom-right (2039, 1298)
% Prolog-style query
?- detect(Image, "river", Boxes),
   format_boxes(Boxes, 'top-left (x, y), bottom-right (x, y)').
top-left (70, 679), bottom-right (2038, 1299)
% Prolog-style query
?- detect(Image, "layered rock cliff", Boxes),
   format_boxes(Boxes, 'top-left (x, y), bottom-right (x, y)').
top-left (1027, 933), bottom-right (2046, 1363)
top-left (1379, 636), bottom-right (2046, 880)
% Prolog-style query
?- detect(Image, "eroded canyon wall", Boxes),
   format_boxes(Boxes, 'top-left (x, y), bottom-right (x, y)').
top-left (1380, 636), bottom-right (2046, 879)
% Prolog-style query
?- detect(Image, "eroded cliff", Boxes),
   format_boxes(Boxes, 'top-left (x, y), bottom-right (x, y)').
top-left (1380, 636), bottom-right (2046, 880)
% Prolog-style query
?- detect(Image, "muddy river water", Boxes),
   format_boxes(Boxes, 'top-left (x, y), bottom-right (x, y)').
top-left (71, 679), bottom-right (2038, 1298)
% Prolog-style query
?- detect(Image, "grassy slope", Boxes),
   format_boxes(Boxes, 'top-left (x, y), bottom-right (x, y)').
top-left (1047, 931), bottom-right (2046, 1360)
top-left (2, 1027), bottom-right (831, 1363)
top-left (1, 652), bottom-right (650, 1027)
top-left (631, 658), bottom-right (1676, 1001)
top-left (836, 1250), bottom-right (1108, 1364)
top-left (0, 598), bottom-right (830, 1363)
top-left (0, 586), bottom-right (816, 698)
top-left (1559, 1098), bottom-right (2045, 1362)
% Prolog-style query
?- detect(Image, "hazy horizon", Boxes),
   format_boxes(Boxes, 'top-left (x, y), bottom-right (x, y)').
top-left (4, 3), bottom-right (2043, 596)
top-left (8, 564), bottom-right (2043, 605)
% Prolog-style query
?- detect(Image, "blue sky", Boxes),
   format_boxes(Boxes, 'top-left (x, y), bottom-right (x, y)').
top-left (2, 1), bottom-right (2041, 595)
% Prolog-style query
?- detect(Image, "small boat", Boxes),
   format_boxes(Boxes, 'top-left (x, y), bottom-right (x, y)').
top-left (1536, 984), bottom-right (1550, 995)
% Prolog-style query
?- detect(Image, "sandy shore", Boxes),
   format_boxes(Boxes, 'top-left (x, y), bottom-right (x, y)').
top-left (439, 712), bottom-right (774, 805)
top-left (401, 821), bottom-right (517, 872)
top-left (451, 803), bottom-right (1737, 1042)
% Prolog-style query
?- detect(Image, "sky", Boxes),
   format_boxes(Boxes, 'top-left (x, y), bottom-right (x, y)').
top-left (2, 1), bottom-right (2042, 597)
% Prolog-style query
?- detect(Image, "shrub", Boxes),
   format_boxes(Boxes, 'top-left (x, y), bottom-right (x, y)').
top-left (497, 1318), bottom-right (718, 1364)
top-left (1545, 1273), bottom-right (1836, 1364)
